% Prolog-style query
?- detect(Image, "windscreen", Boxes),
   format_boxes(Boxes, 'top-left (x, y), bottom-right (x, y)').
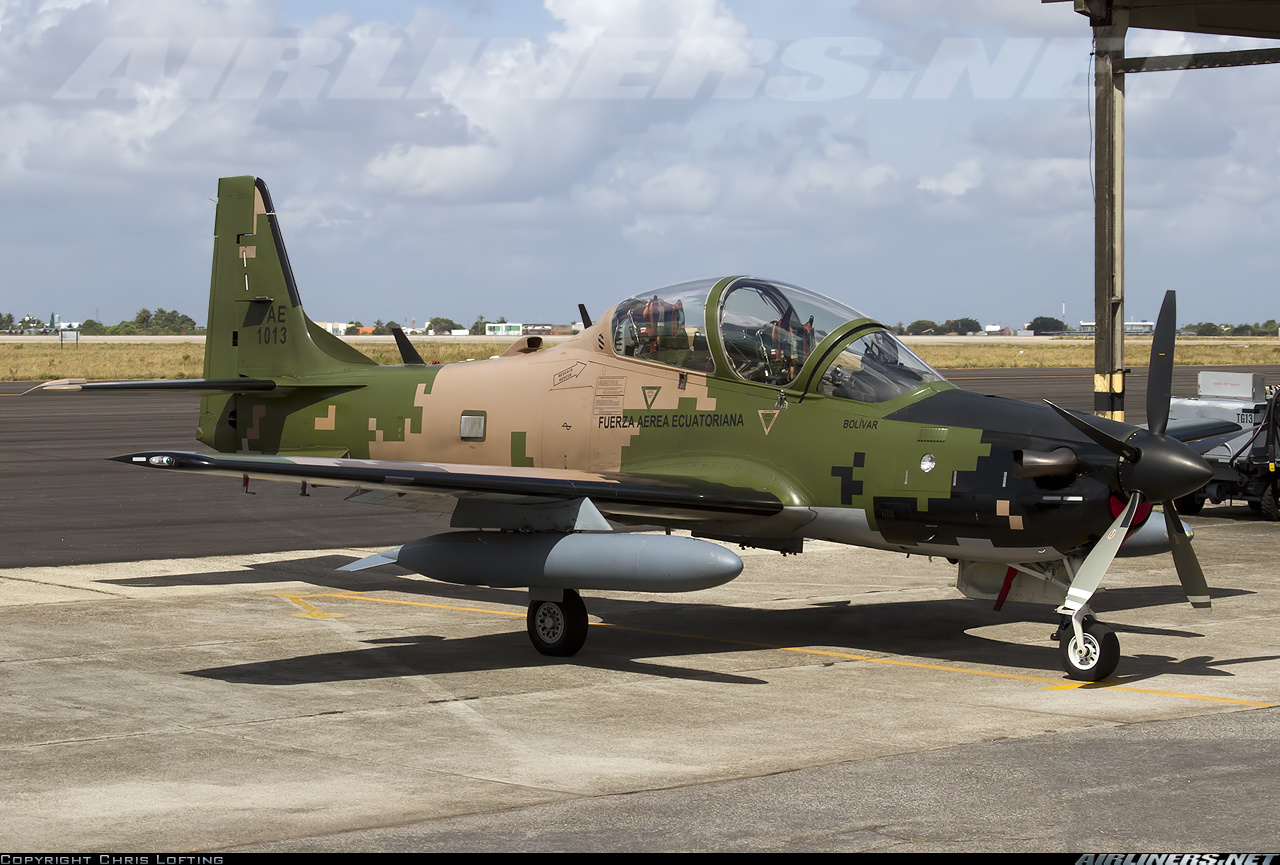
top-left (818, 330), bottom-right (946, 403)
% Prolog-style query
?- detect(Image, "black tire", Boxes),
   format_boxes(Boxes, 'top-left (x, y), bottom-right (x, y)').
top-left (1262, 484), bottom-right (1280, 522)
top-left (1058, 621), bottom-right (1120, 682)
top-left (1174, 492), bottom-right (1204, 516)
top-left (527, 590), bottom-right (589, 657)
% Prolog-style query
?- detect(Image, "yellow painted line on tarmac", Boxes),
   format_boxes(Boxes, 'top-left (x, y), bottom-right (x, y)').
top-left (284, 591), bottom-right (1276, 709)
top-left (1042, 681), bottom-right (1272, 706)
top-left (267, 592), bottom-right (348, 619)
top-left (286, 591), bottom-right (526, 618)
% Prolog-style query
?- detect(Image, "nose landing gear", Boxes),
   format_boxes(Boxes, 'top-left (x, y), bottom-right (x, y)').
top-left (1052, 615), bottom-right (1120, 682)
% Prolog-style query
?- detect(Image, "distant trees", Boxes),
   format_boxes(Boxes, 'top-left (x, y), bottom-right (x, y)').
top-left (1028, 316), bottom-right (1066, 335)
top-left (906, 318), bottom-right (981, 335)
top-left (1181, 320), bottom-right (1278, 337)
top-left (941, 317), bottom-right (981, 335)
top-left (344, 320), bottom-right (363, 335)
top-left (101, 308), bottom-right (198, 335)
top-left (428, 316), bottom-right (462, 334)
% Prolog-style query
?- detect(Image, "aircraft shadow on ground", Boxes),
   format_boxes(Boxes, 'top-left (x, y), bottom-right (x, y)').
top-left (178, 559), bottom-right (1274, 687)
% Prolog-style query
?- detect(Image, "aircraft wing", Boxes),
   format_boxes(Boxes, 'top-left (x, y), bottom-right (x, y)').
top-left (1164, 417), bottom-right (1244, 443)
top-left (112, 450), bottom-right (784, 523)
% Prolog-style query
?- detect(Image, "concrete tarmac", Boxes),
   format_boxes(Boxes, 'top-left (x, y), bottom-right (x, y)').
top-left (2, 372), bottom-right (1279, 852)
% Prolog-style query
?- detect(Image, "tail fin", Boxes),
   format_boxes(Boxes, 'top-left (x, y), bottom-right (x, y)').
top-left (199, 176), bottom-right (375, 451)
top-left (204, 176), bottom-right (375, 381)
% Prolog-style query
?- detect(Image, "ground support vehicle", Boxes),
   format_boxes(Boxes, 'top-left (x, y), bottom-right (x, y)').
top-left (1169, 371), bottom-right (1280, 518)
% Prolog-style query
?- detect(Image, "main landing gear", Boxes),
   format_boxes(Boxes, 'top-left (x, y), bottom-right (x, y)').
top-left (1052, 614), bottom-right (1120, 682)
top-left (527, 589), bottom-right (589, 656)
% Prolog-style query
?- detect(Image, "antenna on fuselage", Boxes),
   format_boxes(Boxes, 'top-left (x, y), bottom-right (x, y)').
top-left (389, 322), bottom-right (426, 366)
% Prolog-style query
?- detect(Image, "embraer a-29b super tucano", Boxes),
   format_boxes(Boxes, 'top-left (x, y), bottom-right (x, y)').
top-left (45, 176), bottom-right (1215, 681)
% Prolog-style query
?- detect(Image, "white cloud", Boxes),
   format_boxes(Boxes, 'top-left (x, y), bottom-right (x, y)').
top-left (0, 0), bottom-right (1275, 327)
top-left (918, 157), bottom-right (983, 196)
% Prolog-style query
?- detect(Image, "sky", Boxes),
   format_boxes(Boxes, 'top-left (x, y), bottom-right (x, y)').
top-left (2, 0), bottom-right (1278, 330)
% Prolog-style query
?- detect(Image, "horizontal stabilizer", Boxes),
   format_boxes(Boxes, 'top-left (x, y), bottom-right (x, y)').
top-left (27, 378), bottom-right (279, 395)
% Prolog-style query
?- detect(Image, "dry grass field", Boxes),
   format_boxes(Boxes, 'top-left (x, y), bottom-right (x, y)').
top-left (3, 338), bottom-right (1279, 381)
top-left (0, 341), bottom-right (511, 381)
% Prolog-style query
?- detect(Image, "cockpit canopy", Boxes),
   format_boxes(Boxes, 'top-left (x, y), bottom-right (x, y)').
top-left (609, 276), bottom-right (946, 402)
top-left (610, 279), bottom-right (717, 372)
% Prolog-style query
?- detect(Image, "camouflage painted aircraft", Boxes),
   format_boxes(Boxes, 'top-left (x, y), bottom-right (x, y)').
top-left (41, 176), bottom-right (1214, 681)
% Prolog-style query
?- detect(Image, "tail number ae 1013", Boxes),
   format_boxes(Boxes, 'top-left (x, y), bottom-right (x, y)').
top-left (257, 325), bottom-right (287, 344)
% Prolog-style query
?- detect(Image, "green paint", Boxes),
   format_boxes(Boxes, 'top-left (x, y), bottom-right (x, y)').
top-left (511, 431), bottom-right (535, 466)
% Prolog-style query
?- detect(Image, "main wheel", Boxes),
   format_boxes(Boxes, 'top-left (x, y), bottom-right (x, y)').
top-left (1058, 621), bottom-right (1120, 682)
top-left (527, 590), bottom-right (589, 657)
top-left (1262, 484), bottom-right (1280, 522)
top-left (1174, 492), bottom-right (1204, 516)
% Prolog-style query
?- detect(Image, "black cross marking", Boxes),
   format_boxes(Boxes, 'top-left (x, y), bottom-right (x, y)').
top-left (831, 452), bottom-right (866, 504)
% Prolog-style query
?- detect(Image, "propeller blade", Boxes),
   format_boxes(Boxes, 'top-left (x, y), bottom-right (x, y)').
top-left (1063, 493), bottom-right (1144, 613)
top-left (1044, 399), bottom-right (1140, 462)
top-left (1163, 501), bottom-right (1211, 611)
top-left (1147, 291), bottom-right (1177, 436)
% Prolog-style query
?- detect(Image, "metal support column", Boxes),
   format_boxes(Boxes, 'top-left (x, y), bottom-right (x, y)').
top-left (1093, 12), bottom-right (1128, 421)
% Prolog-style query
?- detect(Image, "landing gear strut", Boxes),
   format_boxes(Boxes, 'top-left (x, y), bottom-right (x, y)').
top-left (1053, 614), bottom-right (1120, 682)
top-left (527, 589), bottom-right (589, 656)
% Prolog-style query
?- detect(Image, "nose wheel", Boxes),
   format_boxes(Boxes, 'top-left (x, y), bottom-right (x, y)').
top-left (527, 589), bottom-right (589, 657)
top-left (1054, 616), bottom-right (1120, 681)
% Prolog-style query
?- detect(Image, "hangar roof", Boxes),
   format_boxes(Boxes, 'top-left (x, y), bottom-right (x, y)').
top-left (1045, 0), bottom-right (1280, 40)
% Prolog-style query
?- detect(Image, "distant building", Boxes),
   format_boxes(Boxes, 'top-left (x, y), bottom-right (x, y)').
top-left (1078, 321), bottom-right (1155, 335)
top-left (485, 322), bottom-right (523, 337)
top-left (522, 323), bottom-right (577, 336)
top-left (310, 321), bottom-right (348, 336)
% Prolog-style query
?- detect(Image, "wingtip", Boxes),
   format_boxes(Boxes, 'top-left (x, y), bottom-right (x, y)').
top-left (22, 378), bottom-right (87, 395)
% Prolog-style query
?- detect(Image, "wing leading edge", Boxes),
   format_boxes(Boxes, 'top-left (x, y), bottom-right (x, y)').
top-left (112, 451), bottom-right (785, 522)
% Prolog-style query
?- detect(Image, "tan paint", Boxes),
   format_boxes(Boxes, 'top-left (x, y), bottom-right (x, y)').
top-left (246, 403), bottom-right (267, 441)
top-left (359, 318), bottom-right (719, 472)
top-left (253, 187), bottom-right (268, 224)
top-left (314, 404), bottom-right (336, 431)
